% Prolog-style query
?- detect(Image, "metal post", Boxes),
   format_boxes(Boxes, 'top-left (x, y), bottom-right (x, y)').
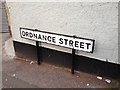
top-left (36, 41), bottom-right (40, 65)
top-left (71, 35), bottom-right (77, 74)
top-left (71, 49), bottom-right (75, 74)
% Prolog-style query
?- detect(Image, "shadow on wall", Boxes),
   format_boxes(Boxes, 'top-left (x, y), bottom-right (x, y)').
top-left (13, 41), bottom-right (120, 79)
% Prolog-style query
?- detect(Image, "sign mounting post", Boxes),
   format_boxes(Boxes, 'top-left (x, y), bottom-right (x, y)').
top-left (72, 49), bottom-right (75, 74)
top-left (36, 41), bottom-right (41, 65)
top-left (20, 27), bottom-right (95, 74)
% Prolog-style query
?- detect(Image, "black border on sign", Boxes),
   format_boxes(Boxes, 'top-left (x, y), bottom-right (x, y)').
top-left (20, 27), bottom-right (95, 53)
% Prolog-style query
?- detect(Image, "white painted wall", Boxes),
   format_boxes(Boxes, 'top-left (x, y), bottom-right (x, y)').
top-left (6, 2), bottom-right (119, 64)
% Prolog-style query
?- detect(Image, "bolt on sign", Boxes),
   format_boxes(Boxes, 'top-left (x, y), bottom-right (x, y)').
top-left (20, 27), bottom-right (95, 53)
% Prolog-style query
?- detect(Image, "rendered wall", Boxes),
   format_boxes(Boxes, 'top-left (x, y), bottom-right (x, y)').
top-left (6, 2), bottom-right (119, 64)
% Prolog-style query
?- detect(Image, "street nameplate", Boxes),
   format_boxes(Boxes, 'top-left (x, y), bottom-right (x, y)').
top-left (20, 27), bottom-right (95, 53)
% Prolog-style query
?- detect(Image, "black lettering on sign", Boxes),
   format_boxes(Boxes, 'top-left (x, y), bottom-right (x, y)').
top-left (26, 32), bottom-right (28, 37)
top-left (80, 42), bottom-right (84, 49)
top-left (75, 41), bottom-right (79, 48)
top-left (33, 33), bottom-right (37, 39)
top-left (85, 43), bottom-right (91, 49)
top-left (64, 39), bottom-right (68, 45)
top-left (20, 28), bottom-right (95, 53)
top-left (42, 35), bottom-right (47, 41)
top-left (69, 40), bottom-right (73, 47)
top-left (29, 32), bottom-right (33, 38)
top-left (52, 37), bottom-right (56, 43)
top-left (47, 36), bottom-right (51, 42)
top-left (38, 34), bottom-right (42, 40)
top-left (59, 38), bottom-right (63, 44)
top-left (22, 31), bottom-right (26, 36)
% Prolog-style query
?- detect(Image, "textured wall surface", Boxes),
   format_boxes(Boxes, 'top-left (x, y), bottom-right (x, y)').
top-left (6, 2), bottom-right (118, 64)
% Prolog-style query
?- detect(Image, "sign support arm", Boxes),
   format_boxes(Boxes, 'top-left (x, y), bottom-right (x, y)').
top-left (71, 49), bottom-right (75, 74)
top-left (36, 41), bottom-right (41, 65)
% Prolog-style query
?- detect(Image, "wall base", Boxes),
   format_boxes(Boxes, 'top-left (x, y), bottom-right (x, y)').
top-left (13, 40), bottom-right (120, 79)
